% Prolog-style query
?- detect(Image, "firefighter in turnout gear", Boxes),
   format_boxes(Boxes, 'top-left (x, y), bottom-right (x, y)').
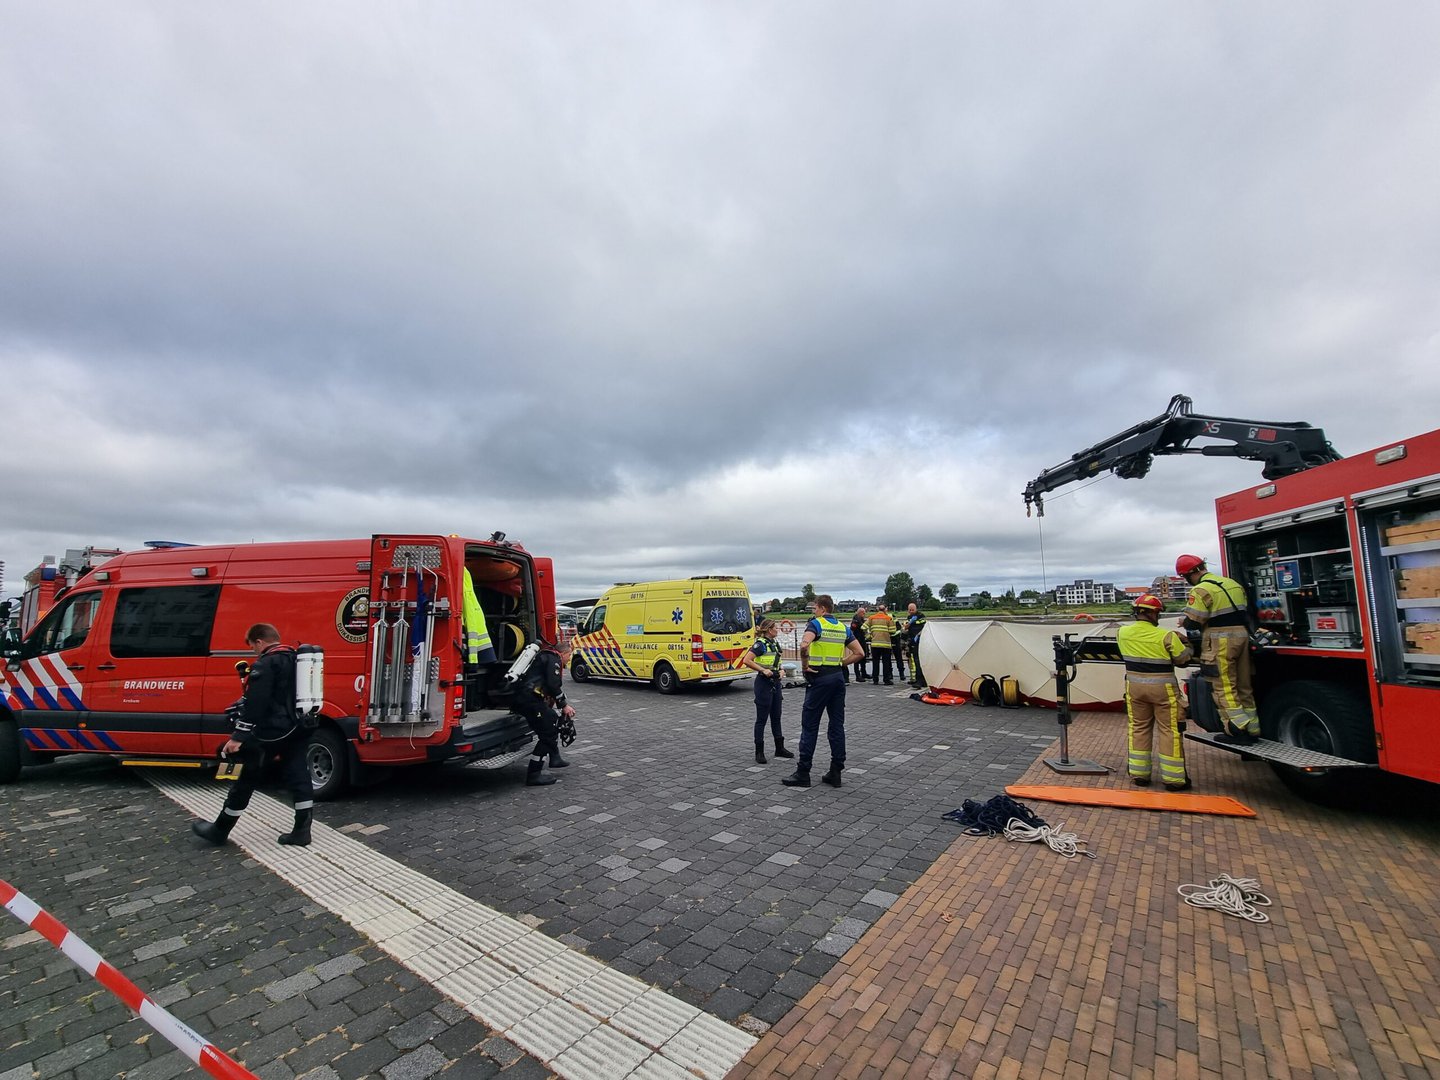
top-left (1177, 554), bottom-right (1259, 746)
top-left (511, 637), bottom-right (576, 787)
top-left (1118, 594), bottom-right (1194, 790)
top-left (191, 624), bottom-right (315, 847)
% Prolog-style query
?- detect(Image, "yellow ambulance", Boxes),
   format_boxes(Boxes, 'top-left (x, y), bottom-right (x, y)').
top-left (569, 577), bottom-right (754, 693)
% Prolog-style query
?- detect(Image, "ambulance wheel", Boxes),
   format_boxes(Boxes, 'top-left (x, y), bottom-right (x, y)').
top-left (653, 663), bottom-right (681, 695)
top-left (306, 728), bottom-right (348, 801)
top-left (0, 720), bottom-right (20, 783)
top-left (570, 656), bottom-right (591, 683)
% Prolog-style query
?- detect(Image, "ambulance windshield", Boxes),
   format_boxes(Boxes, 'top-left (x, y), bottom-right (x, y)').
top-left (702, 598), bottom-right (753, 636)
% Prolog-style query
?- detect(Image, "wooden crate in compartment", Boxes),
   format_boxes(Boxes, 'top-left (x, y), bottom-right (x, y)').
top-left (1404, 622), bottom-right (1440, 655)
top-left (1385, 518), bottom-right (1440, 547)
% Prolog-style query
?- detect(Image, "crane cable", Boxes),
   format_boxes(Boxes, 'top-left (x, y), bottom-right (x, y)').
top-left (1176, 874), bottom-right (1272, 923)
top-left (1002, 818), bottom-right (1097, 859)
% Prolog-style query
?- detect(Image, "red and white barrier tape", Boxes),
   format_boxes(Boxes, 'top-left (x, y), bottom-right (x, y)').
top-left (1, 877), bottom-right (258, 1080)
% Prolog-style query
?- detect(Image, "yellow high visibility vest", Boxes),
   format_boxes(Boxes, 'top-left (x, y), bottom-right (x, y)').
top-left (1183, 574), bottom-right (1249, 629)
top-left (808, 616), bottom-right (848, 667)
top-left (1117, 620), bottom-right (1192, 677)
top-left (462, 569), bottom-right (497, 663)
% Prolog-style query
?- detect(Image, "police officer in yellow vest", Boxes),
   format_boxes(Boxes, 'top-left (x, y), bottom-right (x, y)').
top-left (1118, 594), bottom-right (1194, 790)
top-left (784, 594), bottom-right (865, 789)
top-left (1177, 554), bottom-right (1259, 745)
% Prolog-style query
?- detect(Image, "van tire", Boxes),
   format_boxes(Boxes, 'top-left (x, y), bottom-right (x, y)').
top-left (653, 663), bottom-right (681, 695)
top-left (570, 656), bottom-right (591, 683)
top-left (306, 728), bottom-right (349, 801)
top-left (0, 720), bottom-right (21, 783)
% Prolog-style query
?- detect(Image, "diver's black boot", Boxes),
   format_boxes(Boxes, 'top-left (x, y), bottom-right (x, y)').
top-left (191, 809), bottom-right (239, 845)
top-left (526, 758), bottom-right (558, 786)
top-left (278, 807), bottom-right (313, 847)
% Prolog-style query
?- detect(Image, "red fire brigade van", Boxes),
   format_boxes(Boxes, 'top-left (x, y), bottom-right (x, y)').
top-left (0, 533), bottom-right (558, 798)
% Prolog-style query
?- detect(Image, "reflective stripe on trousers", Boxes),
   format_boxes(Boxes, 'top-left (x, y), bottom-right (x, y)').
top-left (1126, 676), bottom-right (1188, 786)
top-left (1203, 626), bottom-right (1258, 735)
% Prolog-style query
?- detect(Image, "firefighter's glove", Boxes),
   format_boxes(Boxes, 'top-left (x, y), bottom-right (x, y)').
top-left (557, 710), bottom-right (577, 747)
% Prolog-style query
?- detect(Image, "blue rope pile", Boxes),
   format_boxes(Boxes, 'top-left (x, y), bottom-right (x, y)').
top-left (943, 795), bottom-right (1048, 836)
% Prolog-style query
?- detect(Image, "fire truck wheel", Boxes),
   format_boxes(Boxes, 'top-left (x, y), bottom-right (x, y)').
top-left (653, 662), bottom-right (681, 695)
top-left (306, 728), bottom-right (349, 801)
top-left (570, 656), bottom-right (591, 682)
top-left (1261, 680), bottom-right (1375, 803)
top-left (0, 720), bottom-right (20, 784)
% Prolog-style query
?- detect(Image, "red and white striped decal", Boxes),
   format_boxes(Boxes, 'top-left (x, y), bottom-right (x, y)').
top-left (1, 878), bottom-right (258, 1080)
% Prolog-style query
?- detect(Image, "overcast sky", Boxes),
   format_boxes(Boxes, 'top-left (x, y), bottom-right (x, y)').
top-left (3, 3), bottom-right (1438, 606)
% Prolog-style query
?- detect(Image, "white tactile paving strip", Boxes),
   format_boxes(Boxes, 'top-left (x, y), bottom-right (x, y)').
top-left (149, 775), bottom-right (757, 1079)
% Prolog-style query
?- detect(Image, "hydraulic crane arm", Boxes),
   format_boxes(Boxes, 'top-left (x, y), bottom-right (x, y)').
top-left (1022, 395), bottom-right (1341, 516)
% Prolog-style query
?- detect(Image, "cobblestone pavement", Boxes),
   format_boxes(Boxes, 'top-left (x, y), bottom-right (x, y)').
top-left (1, 679), bottom-right (1056, 1078)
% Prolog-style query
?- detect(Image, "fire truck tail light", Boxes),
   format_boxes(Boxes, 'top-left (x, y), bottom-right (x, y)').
top-left (1375, 444), bottom-right (1407, 465)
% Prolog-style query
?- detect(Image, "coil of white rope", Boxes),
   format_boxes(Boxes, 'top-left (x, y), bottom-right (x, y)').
top-left (1176, 874), bottom-right (1272, 922)
top-left (1002, 818), bottom-right (1097, 859)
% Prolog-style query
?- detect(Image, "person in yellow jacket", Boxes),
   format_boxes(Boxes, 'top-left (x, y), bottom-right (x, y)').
top-left (866, 604), bottom-right (897, 685)
top-left (1177, 554), bottom-right (1258, 745)
top-left (1118, 594), bottom-right (1194, 790)
top-left (461, 568), bottom-right (498, 665)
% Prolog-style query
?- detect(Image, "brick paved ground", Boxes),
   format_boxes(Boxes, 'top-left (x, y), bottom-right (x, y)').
top-left (730, 709), bottom-right (1440, 1080)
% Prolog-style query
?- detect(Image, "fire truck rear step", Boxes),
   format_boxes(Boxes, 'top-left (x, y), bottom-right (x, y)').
top-left (1184, 730), bottom-right (1376, 770)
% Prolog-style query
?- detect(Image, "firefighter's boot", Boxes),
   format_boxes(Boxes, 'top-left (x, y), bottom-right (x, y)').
top-left (773, 740), bottom-right (794, 759)
top-left (526, 758), bottom-right (558, 786)
top-left (548, 749), bottom-right (569, 768)
top-left (278, 806), bottom-right (313, 847)
top-left (191, 808), bottom-right (240, 845)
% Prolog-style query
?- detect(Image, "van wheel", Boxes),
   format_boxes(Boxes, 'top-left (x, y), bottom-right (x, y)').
top-left (306, 728), bottom-right (349, 801)
top-left (0, 721), bottom-right (21, 783)
top-left (570, 656), bottom-right (591, 683)
top-left (653, 663), bottom-right (681, 695)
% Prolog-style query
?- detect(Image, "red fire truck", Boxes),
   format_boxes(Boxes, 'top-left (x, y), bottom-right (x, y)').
top-left (1025, 397), bottom-right (1440, 798)
top-left (0, 533), bottom-right (558, 798)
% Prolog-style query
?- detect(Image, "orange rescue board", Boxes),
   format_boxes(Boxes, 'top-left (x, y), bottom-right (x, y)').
top-left (1006, 784), bottom-right (1257, 818)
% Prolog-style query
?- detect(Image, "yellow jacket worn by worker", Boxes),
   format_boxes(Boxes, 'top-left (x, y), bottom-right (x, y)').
top-left (807, 616), bottom-right (849, 669)
top-left (1182, 573), bottom-right (1257, 737)
top-left (1118, 619), bottom-right (1194, 789)
top-left (461, 569), bottom-right (498, 665)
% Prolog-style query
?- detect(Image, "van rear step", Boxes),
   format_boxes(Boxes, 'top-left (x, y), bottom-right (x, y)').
top-left (461, 746), bottom-right (534, 770)
top-left (1184, 731), bottom-right (1376, 770)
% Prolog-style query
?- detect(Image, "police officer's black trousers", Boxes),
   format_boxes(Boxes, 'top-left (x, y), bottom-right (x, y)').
top-left (753, 675), bottom-right (783, 746)
top-left (797, 668), bottom-right (847, 772)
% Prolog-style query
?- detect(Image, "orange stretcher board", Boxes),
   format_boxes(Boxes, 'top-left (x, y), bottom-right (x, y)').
top-left (1006, 784), bottom-right (1256, 818)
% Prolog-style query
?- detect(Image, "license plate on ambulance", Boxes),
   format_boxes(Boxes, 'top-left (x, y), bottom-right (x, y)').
top-left (706, 662), bottom-right (732, 672)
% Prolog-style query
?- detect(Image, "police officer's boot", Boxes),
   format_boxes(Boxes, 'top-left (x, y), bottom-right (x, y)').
top-left (773, 739), bottom-right (794, 759)
top-left (278, 807), bottom-right (313, 846)
top-left (781, 768), bottom-right (810, 788)
top-left (549, 749), bottom-right (569, 768)
top-left (526, 757), bottom-right (558, 786)
top-left (755, 743), bottom-right (767, 764)
top-left (821, 762), bottom-right (843, 788)
top-left (191, 808), bottom-right (240, 845)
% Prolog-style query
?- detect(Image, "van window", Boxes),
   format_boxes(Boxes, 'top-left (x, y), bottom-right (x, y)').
top-left (583, 605), bottom-right (606, 635)
top-left (22, 591), bottom-right (104, 657)
top-left (110, 585), bottom-right (222, 658)
top-left (702, 598), bottom-right (752, 636)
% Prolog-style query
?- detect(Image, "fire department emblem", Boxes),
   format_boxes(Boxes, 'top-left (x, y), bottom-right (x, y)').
top-left (336, 587), bottom-right (369, 644)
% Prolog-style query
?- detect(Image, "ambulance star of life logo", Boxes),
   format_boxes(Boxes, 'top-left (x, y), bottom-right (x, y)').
top-left (671, 607), bottom-right (684, 624)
